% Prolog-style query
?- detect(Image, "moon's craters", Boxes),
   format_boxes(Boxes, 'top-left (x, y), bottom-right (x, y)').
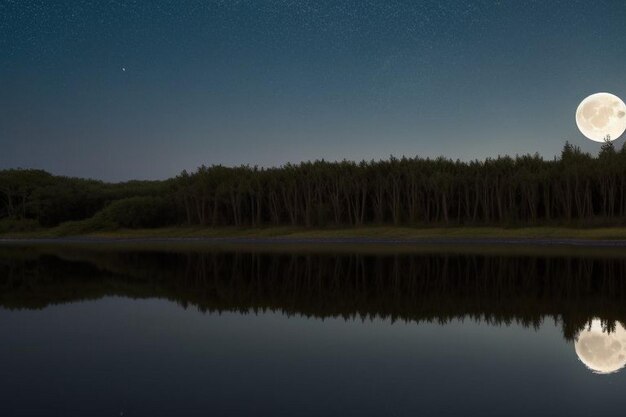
top-left (581, 99), bottom-right (615, 128)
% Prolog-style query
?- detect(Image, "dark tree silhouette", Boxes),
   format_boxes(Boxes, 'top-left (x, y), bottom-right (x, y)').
top-left (2, 142), bottom-right (626, 230)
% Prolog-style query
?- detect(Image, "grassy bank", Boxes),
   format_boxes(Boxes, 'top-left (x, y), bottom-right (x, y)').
top-left (4, 225), bottom-right (626, 240)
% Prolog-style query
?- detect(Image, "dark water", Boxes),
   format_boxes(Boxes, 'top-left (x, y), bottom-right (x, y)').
top-left (2, 244), bottom-right (626, 416)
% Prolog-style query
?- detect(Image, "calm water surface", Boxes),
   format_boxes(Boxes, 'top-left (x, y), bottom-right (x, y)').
top-left (1, 244), bottom-right (626, 416)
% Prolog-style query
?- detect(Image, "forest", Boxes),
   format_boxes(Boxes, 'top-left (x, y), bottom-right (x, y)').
top-left (1, 141), bottom-right (626, 233)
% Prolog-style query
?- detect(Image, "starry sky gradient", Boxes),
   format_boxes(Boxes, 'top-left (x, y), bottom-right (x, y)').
top-left (2, 0), bottom-right (626, 181)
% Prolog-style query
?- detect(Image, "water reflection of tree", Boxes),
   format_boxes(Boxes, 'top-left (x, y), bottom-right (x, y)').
top-left (2, 247), bottom-right (626, 340)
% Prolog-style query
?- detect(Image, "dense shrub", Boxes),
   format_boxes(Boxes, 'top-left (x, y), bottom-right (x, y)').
top-left (0, 169), bottom-right (172, 228)
top-left (0, 218), bottom-right (39, 233)
top-left (54, 215), bottom-right (116, 235)
top-left (100, 196), bottom-right (176, 228)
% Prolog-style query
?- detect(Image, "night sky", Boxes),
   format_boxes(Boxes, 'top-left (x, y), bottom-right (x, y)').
top-left (2, 0), bottom-right (625, 181)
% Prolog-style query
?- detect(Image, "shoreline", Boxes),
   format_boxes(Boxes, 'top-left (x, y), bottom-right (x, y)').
top-left (3, 236), bottom-right (626, 248)
top-left (4, 226), bottom-right (626, 247)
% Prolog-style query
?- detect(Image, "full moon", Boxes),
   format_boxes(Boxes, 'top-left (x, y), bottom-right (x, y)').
top-left (574, 319), bottom-right (626, 374)
top-left (575, 92), bottom-right (626, 142)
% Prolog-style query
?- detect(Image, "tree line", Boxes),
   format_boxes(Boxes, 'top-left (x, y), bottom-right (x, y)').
top-left (1, 141), bottom-right (626, 231)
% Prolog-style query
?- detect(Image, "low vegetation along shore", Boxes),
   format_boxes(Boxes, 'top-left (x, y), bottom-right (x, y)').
top-left (4, 226), bottom-right (626, 241)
